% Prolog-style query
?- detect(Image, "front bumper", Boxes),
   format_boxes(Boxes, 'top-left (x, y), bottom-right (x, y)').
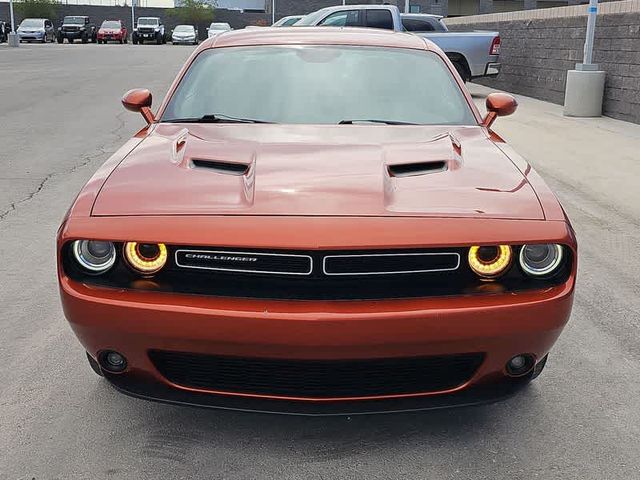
top-left (61, 273), bottom-right (574, 413)
top-left (172, 37), bottom-right (196, 44)
top-left (60, 31), bottom-right (84, 39)
top-left (18, 31), bottom-right (45, 40)
top-left (98, 34), bottom-right (122, 41)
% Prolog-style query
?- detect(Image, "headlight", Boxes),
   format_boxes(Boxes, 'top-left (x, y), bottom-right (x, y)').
top-left (468, 245), bottom-right (512, 279)
top-left (73, 240), bottom-right (116, 274)
top-left (519, 244), bottom-right (563, 276)
top-left (124, 242), bottom-right (167, 275)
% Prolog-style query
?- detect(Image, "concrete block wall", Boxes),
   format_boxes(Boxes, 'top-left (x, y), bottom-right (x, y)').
top-left (446, 0), bottom-right (640, 124)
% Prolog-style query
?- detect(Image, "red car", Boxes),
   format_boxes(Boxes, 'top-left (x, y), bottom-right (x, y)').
top-left (58, 28), bottom-right (576, 414)
top-left (97, 19), bottom-right (127, 44)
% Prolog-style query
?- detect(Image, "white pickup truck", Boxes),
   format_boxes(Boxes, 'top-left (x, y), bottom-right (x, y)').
top-left (295, 5), bottom-right (501, 82)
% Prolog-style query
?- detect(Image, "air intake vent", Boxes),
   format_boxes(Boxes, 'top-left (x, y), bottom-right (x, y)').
top-left (387, 161), bottom-right (447, 178)
top-left (191, 159), bottom-right (249, 176)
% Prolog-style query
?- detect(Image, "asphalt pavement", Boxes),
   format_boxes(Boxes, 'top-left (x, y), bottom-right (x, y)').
top-left (1, 43), bottom-right (639, 480)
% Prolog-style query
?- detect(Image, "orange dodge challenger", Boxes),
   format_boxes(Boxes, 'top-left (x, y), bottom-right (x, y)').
top-left (58, 28), bottom-right (576, 414)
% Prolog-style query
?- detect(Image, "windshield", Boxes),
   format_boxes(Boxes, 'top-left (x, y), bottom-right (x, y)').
top-left (162, 46), bottom-right (475, 125)
top-left (174, 25), bottom-right (194, 32)
top-left (138, 18), bottom-right (158, 26)
top-left (20, 19), bottom-right (43, 28)
top-left (209, 23), bottom-right (230, 30)
top-left (64, 16), bottom-right (85, 25)
top-left (101, 21), bottom-right (121, 29)
top-left (294, 9), bottom-right (331, 26)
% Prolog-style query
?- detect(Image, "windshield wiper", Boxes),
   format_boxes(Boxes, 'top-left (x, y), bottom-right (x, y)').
top-left (338, 119), bottom-right (419, 125)
top-left (163, 114), bottom-right (274, 124)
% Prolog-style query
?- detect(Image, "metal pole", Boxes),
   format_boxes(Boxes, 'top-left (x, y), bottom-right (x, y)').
top-left (581, 0), bottom-right (598, 68)
top-left (404, 0), bottom-right (410, 13)
top-left (8, 0), bottom-right (19, 47)
top-left (272, 0), bottom-right (275, 25)
top-left (131, 0), bottom-right (135, 39)
top-left (9, 0), bottom-right (15, 33)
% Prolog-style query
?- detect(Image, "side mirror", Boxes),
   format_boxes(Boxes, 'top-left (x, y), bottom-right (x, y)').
top-left (482, 93), bottom-right (517, 129)
top-left (122, 88), bottom-right (154, 125)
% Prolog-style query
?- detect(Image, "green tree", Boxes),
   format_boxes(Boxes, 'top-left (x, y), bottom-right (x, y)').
top-left (169, 0), bottom-right (215, 26)
top-left (15, 0), bottom-right (58, 20)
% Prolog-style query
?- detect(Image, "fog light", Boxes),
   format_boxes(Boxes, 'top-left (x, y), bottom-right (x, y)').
top-left (506, 354), bottom-right (535, 377)
top-left (100, 350), bottom-right (127, 373)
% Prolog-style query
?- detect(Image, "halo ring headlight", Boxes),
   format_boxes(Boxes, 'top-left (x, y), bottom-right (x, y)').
top-left (124, 242), bottom-right (168, 275)
top-left (519, 244), bottom-right (563, 277)
top-left (72, 240), bottom-right (116, 274)
top-left (468, 245), bottom-right (512, 279)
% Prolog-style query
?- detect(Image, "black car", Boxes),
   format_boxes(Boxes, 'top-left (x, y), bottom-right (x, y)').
top-left (57, 15), bottom-right (97, 44)
top-left (0, 21), bottom-right (12, 43)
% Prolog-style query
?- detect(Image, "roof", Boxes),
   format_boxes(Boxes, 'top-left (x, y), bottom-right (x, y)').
top-left (206, 27), bottom-right (431, 51)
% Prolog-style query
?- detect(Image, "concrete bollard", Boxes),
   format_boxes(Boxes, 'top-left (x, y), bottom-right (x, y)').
top-left (563, 69), bottom-right (606, 117)
top-left (8, 32), bottom-right (20, 47)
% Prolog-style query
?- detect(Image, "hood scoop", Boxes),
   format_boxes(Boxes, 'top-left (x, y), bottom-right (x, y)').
top-left (387, 160), bottom-right (447, 178)
top-left (191, 159), bottom-right (250, 176)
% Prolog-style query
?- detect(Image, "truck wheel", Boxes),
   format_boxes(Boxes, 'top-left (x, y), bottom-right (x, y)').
top-left (156, 33), bottom-right (162, 45)
top-left (81, 33), bottom-right (88, 44)
top-left (57, 34), bottom-right (63, 44)
top-left (451, 60), bottom-right (471, 83)
top-left (92, 33), bottom-right (97, 43)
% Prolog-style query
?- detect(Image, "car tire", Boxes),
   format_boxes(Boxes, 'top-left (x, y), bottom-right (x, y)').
top-left (119, 38), bottom-right (123, 44)
top-left (86, 352), bottom-right (104, 377)
top-left (124, 36), bottom-right (128, 44)
top-left (156, 33), bottom-right (162, 45)
top-left (81, 34), bottom-right (88, 44)
top-left (57, 35), bottom-right (63, 44)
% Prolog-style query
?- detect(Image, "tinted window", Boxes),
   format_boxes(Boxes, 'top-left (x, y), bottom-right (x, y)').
top-left (162, 46), bottom-right (475, 126)
top-left (403, 18), bottom-right (434, 32)
top-left (319, 11), bottom-right (360, 27)
top-left (282, 17), bottom-right (301, 26)
top-left (365, 10), bottom-right (393, 30)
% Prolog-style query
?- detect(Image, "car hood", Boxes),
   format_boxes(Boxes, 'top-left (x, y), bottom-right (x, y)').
top-left (92, 124), bottom-right (544, 219)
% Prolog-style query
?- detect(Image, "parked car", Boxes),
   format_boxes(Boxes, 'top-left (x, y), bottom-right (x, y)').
top-left (57, 15), bottom-right (97, 44)
top-left (171, 24), bottom-right (198, 45)
top-left (272, 15), bottom-right (303, 27)
top-left (16, 18), bottom-right (55, 43)
top-left (132, 17), bottom-right (166, 44)
top-left (97, 20), bottom-right (127, 44)
top-left (58, 28), bottom-right (576, 414)
top-left (0, 21), bottom-right (12, 43)
top-left (296, 5), bottom-right (501, 82)
top-left (207, 22), bottom-right (231, 39)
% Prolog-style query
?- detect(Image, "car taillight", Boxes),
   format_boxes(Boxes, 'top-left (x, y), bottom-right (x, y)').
top-left (490, 36), bottom-right (501, 55)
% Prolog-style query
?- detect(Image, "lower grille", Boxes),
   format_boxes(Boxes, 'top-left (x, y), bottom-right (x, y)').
top-left (149, 351), bottom-right (484, 399)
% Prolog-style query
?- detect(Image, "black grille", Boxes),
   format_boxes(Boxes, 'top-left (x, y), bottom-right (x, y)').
top-left (149, 351), bottom-right (484, 399)
top-left (324, 252), bottom-right (459, 275)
